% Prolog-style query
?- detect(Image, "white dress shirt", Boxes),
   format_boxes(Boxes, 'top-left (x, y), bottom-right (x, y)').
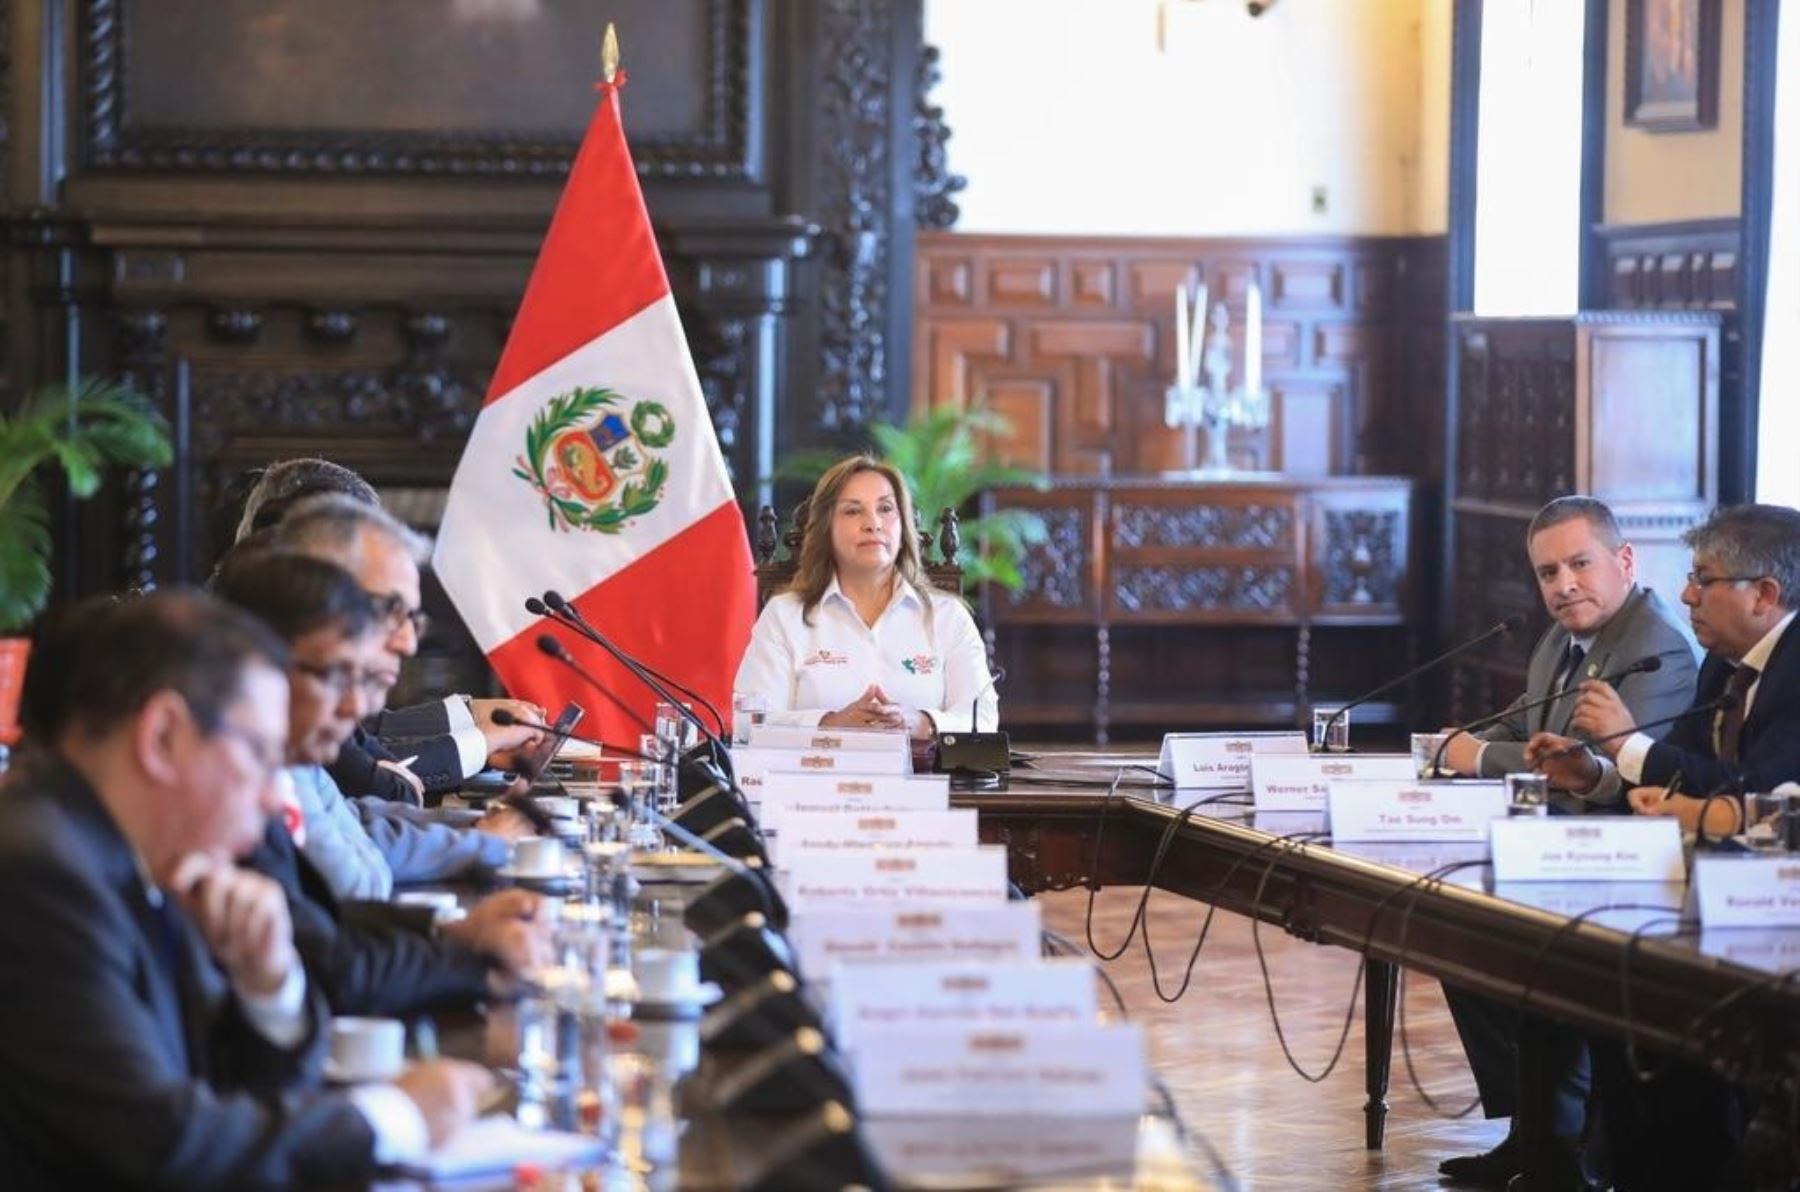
top-left (735, 576), bottom-right (998, 733)
top-left (1616, 610), bottom-right (1797, 783)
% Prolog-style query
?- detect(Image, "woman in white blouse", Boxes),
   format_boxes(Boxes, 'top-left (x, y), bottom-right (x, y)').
top-left (734, 455), bottom-right (998, 738)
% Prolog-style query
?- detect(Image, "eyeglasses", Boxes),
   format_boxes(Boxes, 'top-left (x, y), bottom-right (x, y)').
top-left (1685, 571), bottom-right (1768, 590)
top-left (212, 722), bottom-right (287, 781)
top-left (292, 659), bottom-right (398, 700)
top-left (365, 591), bottom-right (431, 638)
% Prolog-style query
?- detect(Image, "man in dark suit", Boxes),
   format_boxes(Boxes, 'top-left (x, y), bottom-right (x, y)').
top-left (1526, 503), bottom-right (1800, 1191)
top-left (236, 461), bottom-right (548, 802)
top-left (0, 591), bottom-right (489, 1188)
top-left (1437, 496), bottom-right (1699, 1189)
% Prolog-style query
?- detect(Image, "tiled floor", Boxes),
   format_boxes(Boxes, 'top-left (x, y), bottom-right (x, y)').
top-left (1039, 885), bottom-right (1508, 1191)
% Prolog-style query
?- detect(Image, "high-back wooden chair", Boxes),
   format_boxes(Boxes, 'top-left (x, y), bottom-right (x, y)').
top-left (753, 500), bottom-right (965, 610)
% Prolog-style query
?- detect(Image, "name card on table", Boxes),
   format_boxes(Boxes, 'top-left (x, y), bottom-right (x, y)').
top-left (745, 724), bottom-right (911, 757)
top-left (1700, 925), bottom-right (1800, 970)
top-left (1327, 780), bottom-right (1509, 843)
top-left (1489, 816), bottom-right (1685, 882)
top-left (1695, 854), bottom-right (1800, 927)
top-left (1158, 731), bottom-right (1309, 789)
top-left (1250, 753), bottom-right (1414, 811)
top-left (829, 958), bottom-right (1095, 1053)
top-left (782, 847), bottom-right (1010, 907)
top-left (863, 1117), bottom-right (1139, 1188)
top-left (788, 902), bottom-right (1042, 980)
top-left (852, 1024), bottom-right (1146, 1117)
top-left (730, 745), bottom-right (911, 787)
top-left (752, 774), bottom-right (950, 828)
top-left (769, 809), bottom-right (978, 865)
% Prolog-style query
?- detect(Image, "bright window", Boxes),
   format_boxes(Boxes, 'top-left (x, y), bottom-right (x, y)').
top-left (1755, 8), bottom-right (1799, 507)
top-left (1473, 0), bottom-right (1586, 316)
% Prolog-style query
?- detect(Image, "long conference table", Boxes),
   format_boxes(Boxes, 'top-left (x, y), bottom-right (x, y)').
top-left (959, 753), bottom-right (1800, 1187)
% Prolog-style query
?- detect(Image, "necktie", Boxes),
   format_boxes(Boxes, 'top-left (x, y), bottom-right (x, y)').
top-left (1715, 664), bottom-right (1760, 763)
top-left (1560, 643), bottom-right (1587, 690)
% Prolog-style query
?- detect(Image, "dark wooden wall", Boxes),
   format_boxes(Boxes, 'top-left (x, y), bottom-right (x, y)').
top-left (913, 232), bottom-right (1448, 482)
top-left (0, 0), bottom-right (945, 611)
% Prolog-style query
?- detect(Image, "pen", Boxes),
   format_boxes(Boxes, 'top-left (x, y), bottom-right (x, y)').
top-left (397, 755), bottom-right (419, 768)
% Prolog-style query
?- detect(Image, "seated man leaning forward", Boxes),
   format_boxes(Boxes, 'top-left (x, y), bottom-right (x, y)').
top-left (734, 454), bottom-right (997, 739)
top-left (0, 591), bottom-right (488, 1189)
top-left (1532, 501), bottom-right (1800, 835)
top-left (1432, 496), bottom-right (1697, 1190)
top-left (1438, 494), bottom-right (1699, 807)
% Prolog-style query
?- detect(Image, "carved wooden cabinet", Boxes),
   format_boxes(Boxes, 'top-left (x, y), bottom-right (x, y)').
top-left (984, 476), bottom-right (1415, 742)
top-left (1445, 312), bottom-right (1721, 720)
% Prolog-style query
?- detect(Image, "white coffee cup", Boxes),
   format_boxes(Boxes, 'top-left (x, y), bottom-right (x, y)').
top-left (512, 835), bottom-right (566, 876)
top-left (328, 1016), bottom-right (405, 1082)
top-left (634, 948), bottom-right (704, 1004)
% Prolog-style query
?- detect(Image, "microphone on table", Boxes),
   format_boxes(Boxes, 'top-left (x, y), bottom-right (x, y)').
top-left (543, 590), bottom-right (729, 738)
top-left (1320, 613), bottom-right (1525, 748)
top-left (933, 666), bottom-right (1009, 791)
top-left (532, 628), bottom-right (740, 803)
top-left (642, 802), bottom-right (788, 935)
top-left (1429, 653), bottom-right (1669, 777)
top-left (539, 590), bottom-right (735, 779)
top-left (1535, 690), bottom-right (1742, 761)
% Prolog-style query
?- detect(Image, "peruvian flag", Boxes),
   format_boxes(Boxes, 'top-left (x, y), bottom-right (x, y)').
top-left (434, 72), bottom-right (755, 744)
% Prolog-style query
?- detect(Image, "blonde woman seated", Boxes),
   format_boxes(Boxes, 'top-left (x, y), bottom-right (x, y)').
top-left (735, 455), bottom-right (998, 739)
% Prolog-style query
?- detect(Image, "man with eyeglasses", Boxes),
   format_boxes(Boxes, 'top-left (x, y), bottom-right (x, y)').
top-left (0, 591), bottom-right (491, 1187)
top-left (238, 467), bottom-right (547, 802)
top-left (212, 549), bottom-right (515, 897)
top-left (268, 494), bottom-right (544, 827)
top-left (1530, 503), bottom-right (1800, 828)
top-left (1526, 502), bottom-right (1800, 1191)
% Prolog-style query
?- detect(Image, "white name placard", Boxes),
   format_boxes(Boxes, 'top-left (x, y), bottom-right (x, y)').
top-left (731, 745), bottom-right (911, 786)
top-left (1158, 731), bottom-right (1309, 789)
top-left (1696, 854), bottom-right (1800, 928)
top-left (1328, 780), bottom-right (1509, 843)
top-left (1700, 925), bottom-right (1800, 970)
top-left (782, 847), bottom-right (1010, 907)
top-left (788, 903), bottom-right (1042, 979)
top-left (852, 1024), bottom-right (1146, 1118)
top-left (863, 1117), bottom-right (1139, 1187)
top-left (829, 959), bottom-right (1095, 1053)
top-left (769, 809), bottom-right (978, 865)
top-left (751, 774), bottom-right (950, 825)
top-left (1250, 753), bottom-right (1414, 811)
top-left (744, 724), bottom-right (911, 755)
top-left (1489, 816), bottom-right (1685, 882)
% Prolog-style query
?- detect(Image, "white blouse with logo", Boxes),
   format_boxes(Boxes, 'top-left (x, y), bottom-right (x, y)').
top-left (733, 576), bottom-right (998, 732)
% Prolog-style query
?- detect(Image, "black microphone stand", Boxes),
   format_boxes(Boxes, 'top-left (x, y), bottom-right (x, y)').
top-left (1319, 614), bottom-right (1525, 749)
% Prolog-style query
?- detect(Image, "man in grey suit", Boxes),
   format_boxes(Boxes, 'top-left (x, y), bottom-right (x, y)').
top-left (1436, 496), bottom-right (1699, 1189)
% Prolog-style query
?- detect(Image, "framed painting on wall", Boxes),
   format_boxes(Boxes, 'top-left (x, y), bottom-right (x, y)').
top-left (1624, 0), bottom-right (1721, 131)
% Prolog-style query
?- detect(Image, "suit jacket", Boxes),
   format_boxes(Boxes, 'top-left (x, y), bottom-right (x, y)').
top-left (247, 820), bottom-right (495, 1018)
top-left (328, 724), bottom-right (464, 805)
top-left (1476, 587), bottom-right (1698, 808)
top-left (367, 700), bottom-right (453, 741)
top-left (365, 703), bottom-right (468, 794)
top-left (1637, 618), bottom-right (1800, 796)
top-left (0, 755), bottom-right (376, 1189)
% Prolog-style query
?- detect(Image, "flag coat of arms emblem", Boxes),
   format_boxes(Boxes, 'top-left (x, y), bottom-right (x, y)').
top-left (435, 68), bottom-right (755, 741)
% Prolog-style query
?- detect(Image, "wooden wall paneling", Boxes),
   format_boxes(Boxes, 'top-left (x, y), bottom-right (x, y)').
top-left (915, 232), bottom-right (1448, 485)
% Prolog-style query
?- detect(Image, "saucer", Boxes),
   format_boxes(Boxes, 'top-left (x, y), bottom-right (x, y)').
top-left (495, 864), bottom-right (579, 892)
top-left (629, 981), bottom-right (723, 1019)
top-left (323, 1057), bottom-right (404, 1085)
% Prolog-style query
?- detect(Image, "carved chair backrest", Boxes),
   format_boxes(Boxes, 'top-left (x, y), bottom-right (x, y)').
top-left (753, 500), bottom-right (965, 610)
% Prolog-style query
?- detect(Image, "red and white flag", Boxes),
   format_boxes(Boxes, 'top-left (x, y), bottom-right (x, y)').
top-left (435, 73), bottom-right (754, 744)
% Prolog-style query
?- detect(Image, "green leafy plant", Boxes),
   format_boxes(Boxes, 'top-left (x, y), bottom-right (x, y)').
top-left (775, 405), bottom-right (1048, 591)
top-left (0, 379), bottom-right (173, 632)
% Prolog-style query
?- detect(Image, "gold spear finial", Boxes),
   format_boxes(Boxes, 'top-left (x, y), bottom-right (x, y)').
top-left (601, 22), bottom-right (620, 85)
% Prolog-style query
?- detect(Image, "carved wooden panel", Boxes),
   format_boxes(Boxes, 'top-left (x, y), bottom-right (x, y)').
top-left (915, 232), bottom-right (1445, 480)
top-left (1596, 219), bottom-right (1740, 312)
top-left (1446, 311), bottom-right (1721, 721)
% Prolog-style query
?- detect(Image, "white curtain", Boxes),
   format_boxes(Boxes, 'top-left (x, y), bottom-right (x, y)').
top-left (1472, 0), bottom-right (1586, 316)
top-left (1755, 6), bottom-right (1799, 507)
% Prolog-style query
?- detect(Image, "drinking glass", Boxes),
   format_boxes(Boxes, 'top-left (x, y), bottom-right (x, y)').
top-left (1313, 708), bottom-right (1350, 753)
top-left (1411, 732), bottom-right (1450, 779)
top-left (617, 760), bottom-right (662, 850)
top-left (1744, 792), bottom-right (1800, 851)
top-left (732, 691), bottom-right (769, 746)
top-left (654, 701), bottom-right (698, 754)
top-left (1505, 772), bottom-right (1549, 817)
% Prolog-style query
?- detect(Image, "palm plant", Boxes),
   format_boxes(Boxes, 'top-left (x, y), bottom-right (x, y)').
top-left (0, 379), bottom-right (173, 631)
top-left (775, 405), bottom-right (1047, 590)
